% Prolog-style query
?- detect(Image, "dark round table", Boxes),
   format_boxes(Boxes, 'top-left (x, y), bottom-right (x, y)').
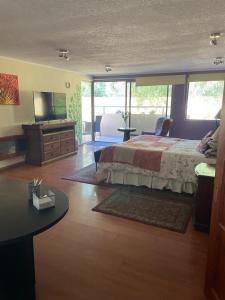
top-left (118, 127), bottom-right (136, 141)
top-left (0, 176), bottom-right (69, 300)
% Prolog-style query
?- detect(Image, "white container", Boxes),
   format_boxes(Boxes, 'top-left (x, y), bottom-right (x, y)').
top-left (33, 190), bottom-right (55, 210)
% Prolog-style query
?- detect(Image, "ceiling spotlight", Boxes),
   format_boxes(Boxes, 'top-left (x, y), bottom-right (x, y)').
top-left (210, 33), bottom-right (222, 46)
top-left (58, 49), bottom-right (70, 61)
top-left (213, 57), bottom-right (224, 65)
top-left (105, 65), bottom-right (112, 72)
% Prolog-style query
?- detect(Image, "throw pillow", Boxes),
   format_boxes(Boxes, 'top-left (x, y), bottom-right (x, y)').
top-left (197, 130), bottom-right (213, 153)
top-left (211, 126), bottom-right (220, 142)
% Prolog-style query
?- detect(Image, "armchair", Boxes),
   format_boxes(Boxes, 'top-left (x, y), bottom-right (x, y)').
top-left (141, 117), bottom-right (173, 136)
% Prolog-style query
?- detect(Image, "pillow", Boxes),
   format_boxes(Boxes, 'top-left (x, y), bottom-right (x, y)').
top-left (204, 147), bottom-right (217, 158)
top-left (197, 131), bottom-right (213, 153)
top-left (207, 138), bottom-right (218, 151)
top-left (204, 129), bottom-right (219, 157)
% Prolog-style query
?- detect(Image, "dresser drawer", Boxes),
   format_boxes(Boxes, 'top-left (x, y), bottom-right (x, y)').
top-left (43, 141), bottom-right (60, 152)
top-left (43, 133), bottom-right (60, 143)
top-left (61, 139), bottom-right (75, 155)
top-left (44, 149), bottom-right (61, 161)
top-left (60, 130), bottom-right (74, 140)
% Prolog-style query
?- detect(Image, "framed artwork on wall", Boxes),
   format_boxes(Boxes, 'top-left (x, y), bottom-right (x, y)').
top-left (0, 73), bottom-right (19, 105)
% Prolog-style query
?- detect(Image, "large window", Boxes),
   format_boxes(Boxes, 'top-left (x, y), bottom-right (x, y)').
top-left (186, 81), bottom-right (224, 120)
top-left (130, 84), bottom-right (172, 134)
top-left (131, 84), bottom-right (172, 116)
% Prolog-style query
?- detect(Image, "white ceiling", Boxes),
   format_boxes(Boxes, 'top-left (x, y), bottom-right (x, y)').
top-left (1, 0), bottom-right (225, 77)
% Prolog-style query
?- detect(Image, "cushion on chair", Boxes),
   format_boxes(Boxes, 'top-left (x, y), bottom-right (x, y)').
top-left (141, 117), bottom-right (173, 137)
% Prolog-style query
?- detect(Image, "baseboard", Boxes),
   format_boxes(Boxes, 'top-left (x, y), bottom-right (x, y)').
top-left (0, 161), bottom-right (25, 172)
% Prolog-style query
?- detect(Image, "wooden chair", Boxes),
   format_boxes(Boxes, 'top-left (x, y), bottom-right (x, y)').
top-left (141, 117), bottom-right (173, 136)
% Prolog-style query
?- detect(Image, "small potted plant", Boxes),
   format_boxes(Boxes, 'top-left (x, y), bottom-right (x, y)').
top-left (121, 111), bottom-right (129, 127)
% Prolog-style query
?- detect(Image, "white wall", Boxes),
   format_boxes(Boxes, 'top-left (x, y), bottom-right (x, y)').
top-left (0, 56), bottom-right (86, 168)
top-left (0, 56), bottom-right (86, 137)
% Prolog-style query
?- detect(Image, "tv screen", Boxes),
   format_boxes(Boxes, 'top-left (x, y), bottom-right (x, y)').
top-left (33, 91), bottom-right (67, 122)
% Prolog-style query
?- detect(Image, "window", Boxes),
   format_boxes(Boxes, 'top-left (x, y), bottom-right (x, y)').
top-left (131, 84), bottom-right (172, 116)
top-left (129, 84), bottom-right (172, 134)
top-left (186, 81), bottom-right (224, 120)
top-left (94, 81), bottom-right (126, 115)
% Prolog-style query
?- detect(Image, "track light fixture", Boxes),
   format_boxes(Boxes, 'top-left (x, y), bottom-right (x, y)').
top-left (209, 33), bottom-right (221, 46)
top-left (58, 49), bottom-right (70, 61)
top-left (105, 65), bottom-right (112, 72)
top-left (213, 57), bottom-right (224, 65)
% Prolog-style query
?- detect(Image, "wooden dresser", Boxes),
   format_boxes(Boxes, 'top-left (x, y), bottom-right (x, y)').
top-left (22, 121), bottom-right (77, 165)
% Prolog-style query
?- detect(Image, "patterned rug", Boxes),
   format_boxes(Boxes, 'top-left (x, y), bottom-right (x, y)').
top-left (92, 186), bottom-right (194, 233)
top-left (62, 163), bottom-right (103, 185)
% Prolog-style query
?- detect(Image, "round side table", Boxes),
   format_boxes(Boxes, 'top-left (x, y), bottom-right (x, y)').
top-left (118, 127), bottom-right (136, 141)
top-left (0, 177), bottom-right (69, 300)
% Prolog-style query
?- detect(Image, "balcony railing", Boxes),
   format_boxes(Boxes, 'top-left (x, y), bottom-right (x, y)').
top-left (82, 105), bottom-right (171, 137)
top-left (94, 105), bottom-right (170, 118)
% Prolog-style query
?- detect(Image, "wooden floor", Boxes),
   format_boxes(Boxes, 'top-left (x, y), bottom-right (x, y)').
top-left (1, 144), bottom-right (208, 300)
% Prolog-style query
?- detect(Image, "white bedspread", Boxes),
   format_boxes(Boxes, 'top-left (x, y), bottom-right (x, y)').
top-left (96, 138), bottom-right (216, 194)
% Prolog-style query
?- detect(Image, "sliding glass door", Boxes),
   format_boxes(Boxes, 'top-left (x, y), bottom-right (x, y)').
top-left (83, 80), bottom-right (172, 144)
top-left (94, 81), bottom-right (126, 143)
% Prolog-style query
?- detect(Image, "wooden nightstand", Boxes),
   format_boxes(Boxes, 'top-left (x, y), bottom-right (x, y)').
top-left (194, 163), bottom-right (215, 232)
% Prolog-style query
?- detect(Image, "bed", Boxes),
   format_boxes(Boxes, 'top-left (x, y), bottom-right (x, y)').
top-left (96, 135), bottom-right (216, 194)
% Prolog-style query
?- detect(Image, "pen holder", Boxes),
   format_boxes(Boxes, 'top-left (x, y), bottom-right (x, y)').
top-left (28, 182), bottom-right (40, 200)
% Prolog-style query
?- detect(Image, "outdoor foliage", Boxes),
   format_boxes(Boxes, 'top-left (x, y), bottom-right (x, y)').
top-left (189, 81), bottom-right (224, 97)
top-left (187, 81), bottom-right (224, 120)
top-left (131, 83), bottom-right (171, 106)
top-left (83, 80), bottom-right (224, 99)
top-left (94, 82), bottom-right (125, 97)
top-left (87, 81), bottom-right (172, 107)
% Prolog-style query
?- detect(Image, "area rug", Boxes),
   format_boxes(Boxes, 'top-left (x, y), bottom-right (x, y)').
top-left (92, 187), bottom-right (194, 233)
top-left (86, 141), bottom-right (117, 147)
top-left (62, 163), bottom-right (104, 185)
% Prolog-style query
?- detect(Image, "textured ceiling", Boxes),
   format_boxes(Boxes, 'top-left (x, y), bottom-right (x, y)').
top-left (1, 0), bottom-right (225, 76)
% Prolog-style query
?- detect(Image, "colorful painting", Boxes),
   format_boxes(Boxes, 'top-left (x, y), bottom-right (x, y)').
top-left (0, 73), bottom-right (19, 105)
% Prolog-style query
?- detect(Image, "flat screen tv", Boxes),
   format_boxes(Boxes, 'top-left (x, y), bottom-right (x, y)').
top-left (33, 91), bottom-right (67, 122)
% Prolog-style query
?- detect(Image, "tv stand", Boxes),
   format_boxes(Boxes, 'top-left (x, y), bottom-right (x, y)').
top-left (22, 121), bottom-right (77, 165)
